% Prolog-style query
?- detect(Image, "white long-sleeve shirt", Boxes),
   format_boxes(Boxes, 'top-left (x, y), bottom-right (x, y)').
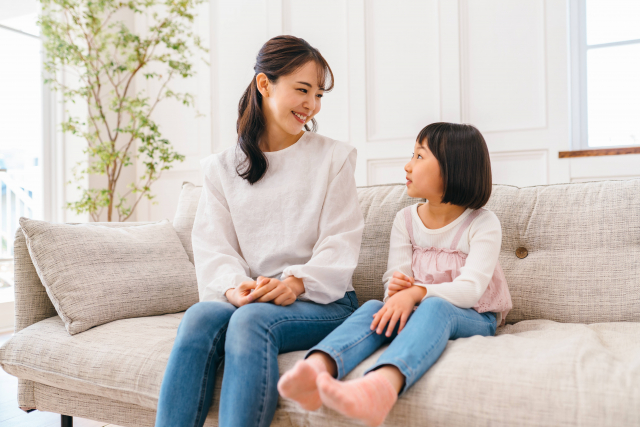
top-left (382, 202), bottom-right (503, 324)
top-left (192, 131), bottom-right (364, 305)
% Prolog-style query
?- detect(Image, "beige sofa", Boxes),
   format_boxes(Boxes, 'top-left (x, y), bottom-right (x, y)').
top-left (1, 180), bottom-right (640, 427)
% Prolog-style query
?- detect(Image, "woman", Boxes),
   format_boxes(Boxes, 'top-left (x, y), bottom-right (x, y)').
top-left (155, 35), bottom-right (364, 427)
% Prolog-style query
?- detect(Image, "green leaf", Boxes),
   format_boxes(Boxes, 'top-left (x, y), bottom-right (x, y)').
top-left (41, 0), bottom-right (209, 221)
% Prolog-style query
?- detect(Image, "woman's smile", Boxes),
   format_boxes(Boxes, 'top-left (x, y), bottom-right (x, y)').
top-left (292, 111), bottom-right (307, 123)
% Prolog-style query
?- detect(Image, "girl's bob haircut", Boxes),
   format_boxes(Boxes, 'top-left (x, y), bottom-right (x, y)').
top-left (417, 122), bottom-right (492, 210)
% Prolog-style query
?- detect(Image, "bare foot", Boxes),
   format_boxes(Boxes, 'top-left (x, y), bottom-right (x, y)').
top-left (316, 371), bottom-right (397, 427)
top-left (277, 359), bottom-right (327, 411)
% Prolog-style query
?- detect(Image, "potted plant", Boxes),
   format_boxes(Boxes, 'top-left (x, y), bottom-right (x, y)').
top-left (39, 0), bottom-right (208, 221)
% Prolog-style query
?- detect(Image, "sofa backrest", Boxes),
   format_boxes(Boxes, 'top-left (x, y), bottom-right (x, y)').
top-left (485, 179), bottom-right (640, 324)
top-left (175, 179), bottom-right (640, 325)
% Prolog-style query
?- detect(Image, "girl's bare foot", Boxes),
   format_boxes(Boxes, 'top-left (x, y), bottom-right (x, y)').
top-left (316, 370), bottom-right (397, 426)
top-left (277, 358), bottom-right (328, 411)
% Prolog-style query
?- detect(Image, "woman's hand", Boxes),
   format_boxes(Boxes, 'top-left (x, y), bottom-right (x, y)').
top-left (249, 276), bottom-right (304, 306)
top-left (387, 271), bottom-right (415, 297)
top-left (371, 285), bottom-right (426, 336)
top-left (225, 280), bottom-right (260, 307)
top-left (225, 276), bottom-right (304, 307)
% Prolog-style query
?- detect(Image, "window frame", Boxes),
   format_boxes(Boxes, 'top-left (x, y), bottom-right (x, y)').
top-left (570, 0), bottom-right (640, 151)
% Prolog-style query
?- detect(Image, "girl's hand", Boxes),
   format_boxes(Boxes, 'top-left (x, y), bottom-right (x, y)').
top-left (249, 276), bottom-right (303, 306)
top-left (387, 271), bottom-right (415, 297)
top-left (371, 285), bottom-right (426, 336)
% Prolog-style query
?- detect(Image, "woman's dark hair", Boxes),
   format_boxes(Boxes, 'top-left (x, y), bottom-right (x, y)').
top-left (236, 35), bottom-right (334, 184)
top-left (417, 122), bottom-right (492, 210)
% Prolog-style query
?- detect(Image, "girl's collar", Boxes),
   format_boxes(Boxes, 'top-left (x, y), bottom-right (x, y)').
top-left (412, 202), bottom-right (473, 234)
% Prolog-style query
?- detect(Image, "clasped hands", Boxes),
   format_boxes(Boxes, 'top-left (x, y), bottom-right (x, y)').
top-left (225, 276), bottom-right (305, 308)
top-left (370, 271), bottom-right (427, 337)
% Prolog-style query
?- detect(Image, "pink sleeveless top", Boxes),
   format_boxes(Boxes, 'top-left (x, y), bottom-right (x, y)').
top-left (404, 206), bottom-right (513, 326)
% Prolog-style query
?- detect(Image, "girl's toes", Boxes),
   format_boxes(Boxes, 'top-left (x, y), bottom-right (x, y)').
top-left (277, 360), bottom-right (322, 411)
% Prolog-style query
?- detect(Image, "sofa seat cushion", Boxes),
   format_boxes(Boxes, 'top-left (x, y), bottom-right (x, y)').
top-left (1, 316), bottom-right (639, 426)
top-left (278, 320), bottom-right (640, 427)
top-left (0, 314), bottom-right (183, 410)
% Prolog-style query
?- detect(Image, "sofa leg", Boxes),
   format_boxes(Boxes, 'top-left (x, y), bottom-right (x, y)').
top-left (61, 414), bottom-right (73, 427)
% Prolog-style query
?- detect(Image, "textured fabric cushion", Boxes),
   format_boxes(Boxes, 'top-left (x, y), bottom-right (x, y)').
top-left (485, 179), bottom-right (640, 324)
top-left (277, 320), bottom-right (640, 427)
top-left (1, 316), bottom-right (638, 426)
top-left (18, 218), bottom-right (199, 335)
top-left (0, 314), bottom-right (183, 409)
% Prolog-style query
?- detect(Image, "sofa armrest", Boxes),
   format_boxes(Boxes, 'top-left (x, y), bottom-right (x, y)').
top-left (13, 226), bottom-right (57, 333)
top-left (13, 220), bottom-right (160, 333)
top-left (11, 220), bottom-right (159, 411)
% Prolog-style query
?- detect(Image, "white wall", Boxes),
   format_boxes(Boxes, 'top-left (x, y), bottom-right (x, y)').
top-left (133, 0), bottom-right (640, 223)
top-left (134, 2), bottom-right (212, 222)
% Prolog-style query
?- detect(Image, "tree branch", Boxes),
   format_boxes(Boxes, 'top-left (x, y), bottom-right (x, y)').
top-left (119, 171), bottom-right (159, 222)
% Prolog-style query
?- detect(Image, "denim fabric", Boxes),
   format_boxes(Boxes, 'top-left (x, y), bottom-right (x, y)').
top-left (307, 297), bottom-right (496, 394)
top-left (155, 291), bottom-right (358, 427)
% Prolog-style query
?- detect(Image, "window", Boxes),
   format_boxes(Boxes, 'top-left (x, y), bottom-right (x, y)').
top-left (571, 0), bottom-right (640, 149)
top-left (0, 5), bottom-right (43, 313)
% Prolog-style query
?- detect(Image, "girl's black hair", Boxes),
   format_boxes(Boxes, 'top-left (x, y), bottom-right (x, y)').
top-left (236, 35), bottom-right (334, 184)
top-left (417, 122), bottom-right (493, 209)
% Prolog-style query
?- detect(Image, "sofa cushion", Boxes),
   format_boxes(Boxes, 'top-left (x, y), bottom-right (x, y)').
top-left (18, 218), bottom-right (199, 335)
top-left (484, 179), bottom-right (640, 324)
top-left (0, 314), bottom-right (182, 410)
top-left (1, 316), bottom-right (638, 426)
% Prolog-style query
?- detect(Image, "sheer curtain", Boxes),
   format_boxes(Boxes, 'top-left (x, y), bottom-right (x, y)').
top-left (0, 1), bottom-right (42, 330)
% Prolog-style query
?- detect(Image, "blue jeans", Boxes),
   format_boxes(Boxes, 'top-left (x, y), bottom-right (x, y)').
top-left (307, 297), bottom-right (497, 394)
top-left (155, 291), bottom-right (358, 427)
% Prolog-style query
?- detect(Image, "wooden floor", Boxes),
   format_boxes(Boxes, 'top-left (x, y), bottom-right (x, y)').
top-left (0, 332), bottom-right (123, 427)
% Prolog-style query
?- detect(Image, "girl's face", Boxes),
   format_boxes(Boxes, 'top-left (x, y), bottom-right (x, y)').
top-left (257, 61), bottom-right (325, 136)
top-left (405, 139), bottom-right (445, 202)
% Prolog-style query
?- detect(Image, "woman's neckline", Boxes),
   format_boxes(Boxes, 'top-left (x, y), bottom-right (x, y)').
top-left (262, 131), bottom-right (309, 155)
top-left (412, 202), bottom-right (472, 234)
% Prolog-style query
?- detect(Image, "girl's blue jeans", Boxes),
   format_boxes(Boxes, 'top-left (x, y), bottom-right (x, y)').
top-left (154, 291), bottom-right (358, 427)
top-left (307, 297), bottom-right (497, 394)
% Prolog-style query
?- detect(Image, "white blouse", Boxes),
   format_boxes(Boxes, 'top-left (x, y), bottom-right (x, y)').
top-left (382, 203), bottom-right (503, 322)
top-left (191, 131), bottom-right (364, 305)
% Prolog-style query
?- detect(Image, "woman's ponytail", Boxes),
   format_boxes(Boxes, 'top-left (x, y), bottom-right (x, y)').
top-left (236, 78), bottom-right (268, 184)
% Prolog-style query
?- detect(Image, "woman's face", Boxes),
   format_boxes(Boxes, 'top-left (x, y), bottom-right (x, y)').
top-left (257, 61), bottom-right (325, 136)
top-left (405, 139), bottom-right (445, 202)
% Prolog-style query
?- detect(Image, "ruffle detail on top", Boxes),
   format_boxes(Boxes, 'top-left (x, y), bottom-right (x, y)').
top-left (411, 245), bottom-right (466, 285)
top-left (404, 206), bottom-right (513, 326)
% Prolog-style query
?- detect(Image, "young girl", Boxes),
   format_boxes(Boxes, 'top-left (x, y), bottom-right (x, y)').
top-left (278, 122), bottom-right (513, 426)
top-left (155, 36), bottom-right (364, 427)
